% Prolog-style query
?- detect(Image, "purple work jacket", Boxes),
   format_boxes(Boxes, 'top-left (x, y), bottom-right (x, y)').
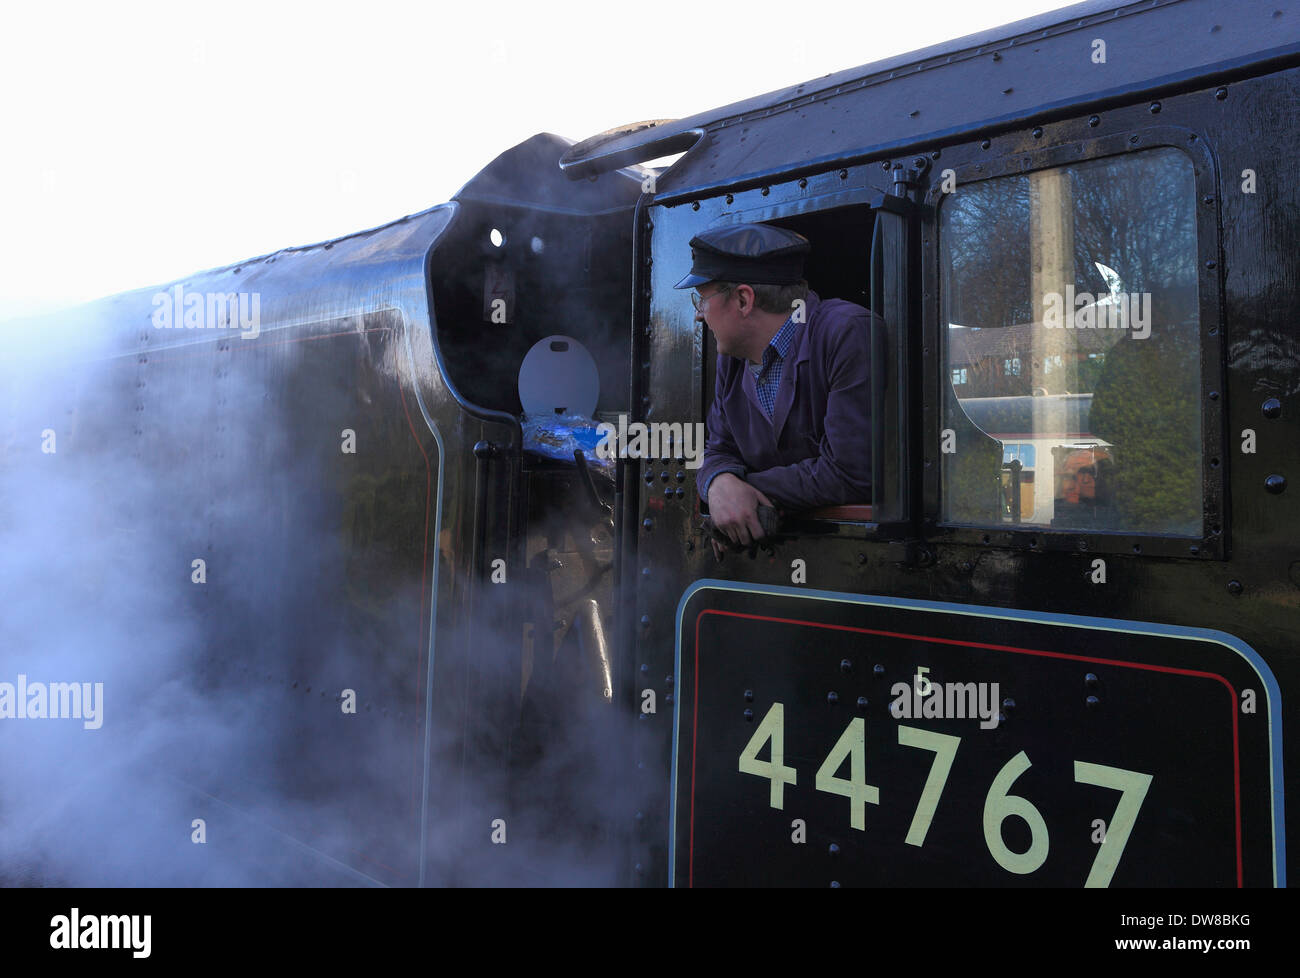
top-left (698, 291), bottom-right (875, 511)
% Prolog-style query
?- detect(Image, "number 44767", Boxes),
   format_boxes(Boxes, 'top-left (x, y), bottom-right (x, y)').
top-left (737, 701), bottom-right (1152, 887)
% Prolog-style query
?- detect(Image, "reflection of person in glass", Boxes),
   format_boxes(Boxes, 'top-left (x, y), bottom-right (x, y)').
top-left (677, 223), bottom-right (875, 550)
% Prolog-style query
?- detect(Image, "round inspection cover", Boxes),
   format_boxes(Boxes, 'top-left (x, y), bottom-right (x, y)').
top-left (518, 335), bottom-right (600, 417)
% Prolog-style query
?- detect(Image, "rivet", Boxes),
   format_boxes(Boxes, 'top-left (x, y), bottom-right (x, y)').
top-left (856, 696), bottom-right (868, 710)
top-left (1208, 389), bottom-right (1219, 399)
top-left (1265, 474), bottom-right (1287, 494)
top-left (1227, 579), bottom-right (1243, 595)
top-left (1149, 101), bottom-right (1161, 113)
top-left (839, 169), bottom-right (848, 179)
top-left (981, 138), bottom-right (991, 149)
top-left (634, 811), bottom-right (644, 822)
top-left (1084, 673), bottom-right (1099, 689)
top-left (639, 615), bottom-right (651, 628)
top-left (743, 708), bottom-right (754, 722)
top-left (665, 675), bottom-right (674, 686)
top-left (1088, 115), bottom-right (1100, 127)
top-left (761, 186), bottom-right (770, 196)
top-left (663, 487), bottom-right (673, 499)
top-left (1032, 127), bottom-right (1043, 138)
top-left (692, 201), bottom-right (700, 211)
top-left (1262, 397), bottom-right (1282, 419)
top-left (1129, 134), bottom-right (1139, 144)
top-left (931, 150), bottom-right (941, 159)
top-left (1205, 259), bottom-right (1217, 270)
top-left (640, 663), bottom-right (649, 673)
top-left (840, 658), bottom-right (852, 673)
top-left (1215, 86), bottom-right (1228, 100)
top-left (643, 517), bottom-right (654, 530)
top-left (1002, 697), bottom-right (1016, 714)
top-left (665, 693), bottom-right (674, 705)
top-left (857, 552), bottom-right (867, 565)
top-left (1086, 695), bottom-right (1100, 709)
top-left (830, 881), bottom-right (841, 888)
top-left (725, 194), bottom-right (734, 204)
top-left (1203, 194), bottom-right (1216, 205)
top-left (641, 566), bottom-right (651, 576)
top-left (744, 689), bottom-right (754, 702)
top-left (675, 487), bottom-right (685, 498)
top-left (798, 178), bottom-right (808, 188)
top-left (827, 691), bottom-right (839, 705)
top-left (873, 664), bottom-right (885, 678)
top-left (829, 843), bottom-right (840, 855)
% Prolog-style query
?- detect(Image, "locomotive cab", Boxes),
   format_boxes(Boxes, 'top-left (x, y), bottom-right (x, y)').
top-left (423, 134), bottom-right (648, 842)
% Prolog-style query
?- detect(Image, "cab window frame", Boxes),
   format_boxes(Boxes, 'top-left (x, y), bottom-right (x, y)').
top-left (693, 182), bottom-right (915, 542)
top-left (920, 126), bottom-right (1227, 561)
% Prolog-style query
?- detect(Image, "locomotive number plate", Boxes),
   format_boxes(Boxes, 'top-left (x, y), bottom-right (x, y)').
top-left (670, 582), bottom-right (1282, 887)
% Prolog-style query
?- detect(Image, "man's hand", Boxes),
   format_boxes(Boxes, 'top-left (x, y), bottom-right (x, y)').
top-left (707, 473), bottom-right (776, 546)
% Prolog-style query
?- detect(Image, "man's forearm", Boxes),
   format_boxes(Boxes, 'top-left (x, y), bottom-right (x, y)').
top-left (746, 452), bottom-right (871, 511)
top-left (697, 453), bottom-right (747, 505)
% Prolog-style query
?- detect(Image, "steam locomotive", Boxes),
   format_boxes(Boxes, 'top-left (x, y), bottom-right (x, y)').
top-left (4, 0), bottom-right (1296, 887)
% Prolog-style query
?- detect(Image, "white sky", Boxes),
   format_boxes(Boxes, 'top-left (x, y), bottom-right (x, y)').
top-left (0, 0), bottom-right (1071, 321)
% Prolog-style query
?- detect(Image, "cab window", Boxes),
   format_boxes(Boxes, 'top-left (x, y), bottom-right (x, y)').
top-left (938, 147), bottom-right (1201, 536)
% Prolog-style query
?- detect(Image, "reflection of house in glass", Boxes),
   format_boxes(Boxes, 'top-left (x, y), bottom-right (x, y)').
top-left (946, 322), bottom-right (1117, 398)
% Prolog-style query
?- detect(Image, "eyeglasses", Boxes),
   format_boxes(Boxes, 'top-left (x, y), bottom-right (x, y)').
top-left (691, 285), bottom-right (733, 311)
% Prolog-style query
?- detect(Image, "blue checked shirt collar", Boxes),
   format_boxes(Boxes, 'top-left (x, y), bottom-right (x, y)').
top-left (749, 313), bottom-right (798, 419)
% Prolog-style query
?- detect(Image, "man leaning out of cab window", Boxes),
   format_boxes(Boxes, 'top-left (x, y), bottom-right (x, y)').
top-left (676, 222), bottom-right (875, 554)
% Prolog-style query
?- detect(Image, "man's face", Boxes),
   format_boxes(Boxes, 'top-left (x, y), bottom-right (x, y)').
top-left (694, 283), bottom-right (742, 356)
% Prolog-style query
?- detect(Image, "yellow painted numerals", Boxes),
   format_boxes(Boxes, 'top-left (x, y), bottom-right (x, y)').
top-left (897, 726), bottom-right (960, 847)
top-left (735, 706), bottom-right (1153, 886)
top-left (982, 750), bottom-right (1050, 874)
top-left (814, 718), bottom-right (880, 830)
top-left (1074, 760), bottom-right (1154, 888)
top-left (738, 702), bottom-right (798, 808)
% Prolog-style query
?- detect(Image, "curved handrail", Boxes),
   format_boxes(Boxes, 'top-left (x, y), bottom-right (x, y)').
top-left (559, 120), bottom-right (705, 180)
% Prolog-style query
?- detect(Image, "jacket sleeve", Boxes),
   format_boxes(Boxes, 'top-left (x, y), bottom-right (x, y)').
top-left (696, 356), bottom-right (749, 507)
top-left (745, 314), bottom-right (873, 510)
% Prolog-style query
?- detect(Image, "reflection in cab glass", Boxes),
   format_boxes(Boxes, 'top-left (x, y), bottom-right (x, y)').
top-left (939, 148), bottom-right (1201, 536)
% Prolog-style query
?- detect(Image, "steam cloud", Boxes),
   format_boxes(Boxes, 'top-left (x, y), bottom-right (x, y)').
top-left (0, 290), bottom-right (642, 887)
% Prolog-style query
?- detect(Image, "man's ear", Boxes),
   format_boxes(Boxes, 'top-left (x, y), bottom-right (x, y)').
top-left (734, 284), bottom-right (755, 315)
